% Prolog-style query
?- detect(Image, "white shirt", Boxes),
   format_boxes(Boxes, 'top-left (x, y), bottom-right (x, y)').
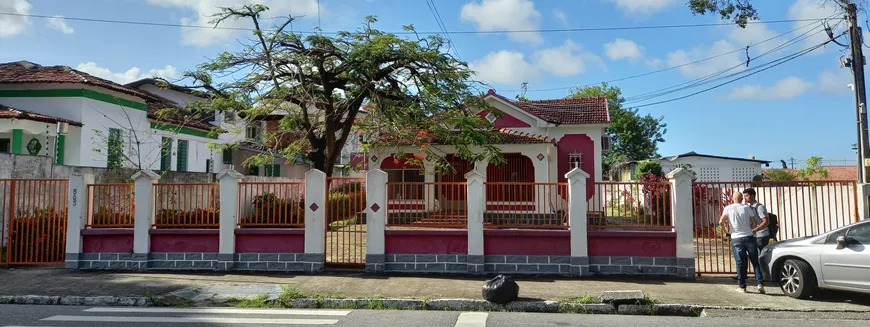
top-left (723, 203), bottom-right (757, 239)
top-left (747, 202), bottom-right (770, 237)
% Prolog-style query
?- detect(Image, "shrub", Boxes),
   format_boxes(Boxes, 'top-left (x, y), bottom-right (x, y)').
top-left (155, 208), bottom-right (219, 228)
top-left (635, 160), bottom-right (663, 177)
top-left (241, 193), bottom-right (306, 227)
top-left (327, 190), bottom-right (367, 224)
top-left (7, 208), bottom-right (67, 262)
top-left (330, 180), bottom-right (364, 194)
top-left (640, 173), bottom-right (672, 226)
top-left (90, 206), bottom-right (134, 227)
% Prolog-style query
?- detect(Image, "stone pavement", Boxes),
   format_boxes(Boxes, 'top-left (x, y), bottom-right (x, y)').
top-left (1, 268), bottom-right (868, 311)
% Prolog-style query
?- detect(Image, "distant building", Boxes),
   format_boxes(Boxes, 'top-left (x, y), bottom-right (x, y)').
top-left (612, 151), bottom-right (771, 182)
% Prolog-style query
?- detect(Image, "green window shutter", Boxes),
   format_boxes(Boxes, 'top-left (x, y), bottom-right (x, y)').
top-left (107, 128), bottom-right (122, 168)
top-left (55, 134), bottom-right (65, 164)
top-left (248, 165), bottom-right (259, 176)
top-left (177, 140), bottom-right (188, 172)
top-left (222, 149), bottom-right (232, 164)
top-left (160, 137), bottom-right (172, 171)
top-left (265, 164), bottom-right (281, 177)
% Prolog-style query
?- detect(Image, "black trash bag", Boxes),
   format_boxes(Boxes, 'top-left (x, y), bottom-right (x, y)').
top-left (481, 274), bottom-right (519, 304)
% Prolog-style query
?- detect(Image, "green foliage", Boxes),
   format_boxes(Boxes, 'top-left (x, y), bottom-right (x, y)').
top-left (687, 0), bottom-right (759, 27)
top-left (568, 83), bottom-right (666, 173)
top-left (764, 169), bottom-right (796, 181)
top-left (635, 160), bottom-right (663, 177)
top-left (797, 156), bottom-right (829, 181)
top-left (188, 5), bottom-right (503, 177)
top-left (154, 208), bottom-right (220, 228)
top-left (241, 193), bottom-right (306, 227)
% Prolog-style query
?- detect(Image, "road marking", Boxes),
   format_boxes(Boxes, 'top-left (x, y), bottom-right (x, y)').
top-left (454, 312), bottom-right (488, 327)
top-left (42, 315), bottom-right (338, 325)
top-left (83, 307), bottom-right (352, 316)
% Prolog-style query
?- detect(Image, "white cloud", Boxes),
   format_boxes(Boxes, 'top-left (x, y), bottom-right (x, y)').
top-left (607, 0), bottom-right (679, 15)
top-left (145, 0), bottom-right (320, 47)
top-left (788, 0), bottom-right (841, 53)
top-left (604, 38), bottom-right (644, 62)
top-left (0, 0), bottom-right (31, 37)
top-left (469, 51), bottom-right (538, 85)
top-left (460, 0), bottom-right (542, 45)
top-left (727, 23), bottom-right (779, 54)
top-left (645, 58), bottom-right (664, 69)
top-left (666, 40), bottom-right (744, 78)
top-left (726, 76), bottom-right (814, 100)
top-left (47, 16), bottom-right (74, 34)
top-left (533, 40), bottom-right (605, 76)
top-left (818, 68), bottom-right (852, 95)
top-left (553, 9), bottom-right (568, 25)
top-left (76, 62), bottom-right (182, 85)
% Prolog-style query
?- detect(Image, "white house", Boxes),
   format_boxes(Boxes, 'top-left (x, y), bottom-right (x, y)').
top-left (612, 151), bottom-right (771, 182)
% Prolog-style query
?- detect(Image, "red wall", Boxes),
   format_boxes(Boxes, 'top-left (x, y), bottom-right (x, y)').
top-left (477, 110), bottom-right (532, 128)
top-left (385, 230), bottom-right (467, 254)
top-left (150, 230), bottom-right (219, 253)
top-left (557, 134), bottom-right (595, 200)
top-left (82, 229), bottom-right (134, 253)
top-left (235, 229), bottom-right (305, 253)
top-left (588, 231), bottom-right (677, 257)
top-left (484, 229), bottom-right (570, 256)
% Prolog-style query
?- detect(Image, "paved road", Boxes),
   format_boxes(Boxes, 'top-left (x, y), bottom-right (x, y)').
top-left (1, 305), bottom-right (868, 327)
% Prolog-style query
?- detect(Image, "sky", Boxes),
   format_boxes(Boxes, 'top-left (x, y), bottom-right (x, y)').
top-left (0, 0), bottom-right (864, 168)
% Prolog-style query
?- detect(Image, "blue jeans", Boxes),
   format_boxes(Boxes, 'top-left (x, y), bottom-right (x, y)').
top-left (731, 236), bottom-right (763, 288)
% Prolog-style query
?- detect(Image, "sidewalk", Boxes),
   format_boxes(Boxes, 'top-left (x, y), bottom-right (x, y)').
top-left (1, 268), bottom-right (868, 311)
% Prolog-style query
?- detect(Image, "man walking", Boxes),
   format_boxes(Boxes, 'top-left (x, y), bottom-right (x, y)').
top-left (719, 192), bottom-right (765, 294)
top-left (743, 188), bottom-right (771, 249)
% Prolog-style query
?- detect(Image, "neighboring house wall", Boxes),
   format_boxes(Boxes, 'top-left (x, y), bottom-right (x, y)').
top-left (660, 157), bottom-right (762, 182)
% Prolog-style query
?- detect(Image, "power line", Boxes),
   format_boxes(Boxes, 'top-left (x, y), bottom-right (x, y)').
top-left (629, 38), bottom-right (836, 109)
top-left (506, 15), bottom-right (840, 93)
top-left (0, 11), bottom-right (839, 35)
top-left (425, 0), bottom-right (461, 61)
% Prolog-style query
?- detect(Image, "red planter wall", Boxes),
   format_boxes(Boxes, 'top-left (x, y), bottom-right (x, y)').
top-left (150, 229), bottom-right (219, 253)
top-left (82, 229), bottom-right (134, 253)
top-left (588, 231), bottom-right (677, 257)
top-left (385, 230), bottom-right (467, 254)
top-left (484, 229), bottom-right (570, 256)
top-left (235, 229), bottom-right (305, 253)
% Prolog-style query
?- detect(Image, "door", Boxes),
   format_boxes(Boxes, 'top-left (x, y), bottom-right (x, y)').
top-left (821, 221), bottom-right (870, 290)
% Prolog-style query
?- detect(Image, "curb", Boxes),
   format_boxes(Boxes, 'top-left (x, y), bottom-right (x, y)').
top-left (0, 295), bottom-right (151, 306)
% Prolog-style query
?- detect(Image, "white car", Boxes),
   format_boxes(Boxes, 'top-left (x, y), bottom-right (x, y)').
top-left (759, 219), bottom-right (870, 299)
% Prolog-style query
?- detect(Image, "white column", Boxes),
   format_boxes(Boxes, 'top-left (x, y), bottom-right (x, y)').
top-left (217, 169), bottom-right (243, 270)
top-left (304, 169), bottom-right (326, 272)
top-left (466, 169), bottom-right (485, 274)
top-left (566, 167), bottom-right (590, 275)
top-left (65, 172), bottom-right (93, 269)
top-left (424, 167), bottom-right (436, 211)
top-left (132, 170), bottom-right (159, 256)
top-left (366, 169), bottom-right (387, 273)
top-left (526, 150), bottom-right (550, 212)
top-left (667, 167), bottom-right (695, 279)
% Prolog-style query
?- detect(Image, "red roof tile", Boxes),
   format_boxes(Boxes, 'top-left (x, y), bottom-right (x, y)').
top-left (761, 166), bottom-right (857, 181)
top-left (370, 128), bottom-right (554, 145)
top-left (485, 89), bottom-right (610, 125)
top-left (0, 105), bottom-right (83, 126)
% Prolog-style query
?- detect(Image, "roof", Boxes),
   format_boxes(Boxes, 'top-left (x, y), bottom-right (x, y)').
top-left (371, 128), bottom-right (555, 145)
top-left (125, 78), bottom-right (210, 98)
top-left (662, 151), bottom-right (771, 164)
top-left (0, 61), bottom-right (152, 100)
top-left (762, 166), bottom-right (857, 181)
top-left (0, 105), bottom-right (84, 127)
top-left (0, 61), bottom-right (215, 132)
top-left (484, 89), bottom-right (610, 125)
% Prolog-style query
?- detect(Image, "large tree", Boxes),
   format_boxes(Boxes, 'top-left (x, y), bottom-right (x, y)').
top-left (186, 5), bottom-right (502, 177)
top-left (568, 83), bottom-right (667, 173)
top-left (688, 0), bottom-right (850, 27)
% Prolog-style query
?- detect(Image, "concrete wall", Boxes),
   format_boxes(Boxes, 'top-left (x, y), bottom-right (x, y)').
top-left (661, 157), bottom-right (762, 182)
top-left (0, 153), bottom-right (215, 183)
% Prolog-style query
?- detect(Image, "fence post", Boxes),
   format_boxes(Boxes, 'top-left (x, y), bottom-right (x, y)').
top-left (566, 167), bottom-right (590, 276)
top-left (365, 169), bottom-right (387, 273)
top-left (131, 170), bottom-right (159, 265)
top-left (466, 169), bottom-right (485, 274)
top-left (304, 169), bottom-right (326, 272)
top-left (217, 169), bottom-right (243, 271)
top-left (65, 172), bottom-right (93, 269)
top-left (667, 167), bottom-right (695, 279)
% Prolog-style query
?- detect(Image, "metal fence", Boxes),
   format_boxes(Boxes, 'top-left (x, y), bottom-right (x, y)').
top-left (587, 181), bottom-right (673, 230)
top-left (483, 182), bottom-right (569, 229)
top-left (1, 179), bottom-right (69, 265)
top-left (325, 177), bottom-right (367, 266)
top-left (386, 182), bottom-right (467, 228)
top-left (86, 184), bottom-right (135, 228)
top-left (237, 182), bottom-right (305, 228)
top-left (153, 183), bottom-right (220, 229)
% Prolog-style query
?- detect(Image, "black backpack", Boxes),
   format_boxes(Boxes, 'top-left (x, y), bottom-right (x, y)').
top-left (767, 212), bottom-right (779, 239)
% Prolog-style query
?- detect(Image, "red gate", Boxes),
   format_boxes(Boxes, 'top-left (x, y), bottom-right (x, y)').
top-left (693, 180), bottom-right (859, 276)
top-left (324, 177), bottom-right (367, 268)
top-left (1, 179), bottom-right (69, 266)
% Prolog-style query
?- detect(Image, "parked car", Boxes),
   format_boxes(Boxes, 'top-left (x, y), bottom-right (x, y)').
top-left (759, 219), bottom-right (870, 299)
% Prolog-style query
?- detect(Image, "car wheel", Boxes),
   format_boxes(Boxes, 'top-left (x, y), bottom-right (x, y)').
top-left (779, 259), bottom-right (817, 299)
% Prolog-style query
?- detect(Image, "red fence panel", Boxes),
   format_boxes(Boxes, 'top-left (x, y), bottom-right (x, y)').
top-left (587, 181), bottom-right (673, 230)
top-left (2, 179), bottom-right (69, 265)
top-left (153, 183), bottom-right (219, 229)
top-left (237, 182), bottom-right (305, 228)
top-left (483, 182), bottom-right (569, 229)
top-left (386, 182), bottom-right (467, 228)
top-left (86, 184), bottom-right (134, 228)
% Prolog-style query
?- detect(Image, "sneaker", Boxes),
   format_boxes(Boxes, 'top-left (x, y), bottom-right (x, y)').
top-left (737, 287), bottom-right (747, 293)
top-left (758, 285), bottom-right (766, 294)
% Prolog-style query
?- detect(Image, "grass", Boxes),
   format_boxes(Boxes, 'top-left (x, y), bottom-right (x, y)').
top-left (557, 295), bottom-right (601, 314)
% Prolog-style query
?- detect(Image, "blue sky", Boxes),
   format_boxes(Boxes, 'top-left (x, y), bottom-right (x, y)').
top-left (0, 0), bottom-right (862, 167)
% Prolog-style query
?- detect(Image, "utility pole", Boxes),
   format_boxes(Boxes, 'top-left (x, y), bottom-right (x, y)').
top-left (789, 157), bottom-right (796, 169)
top-left (846, 1), bottom-right (870, 183)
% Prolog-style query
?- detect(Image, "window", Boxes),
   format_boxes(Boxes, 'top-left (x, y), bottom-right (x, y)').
top-left (248, 165), bottom-right (259, 176)
top-left (107, 128), bottom-right (122, 168)
top-left (206, 159), bottom-right (213, 173)
top-left (846, 222), bottom-right (870, 244)
top-left (386, 169), bottom-right (424, 200)
top-left (265, 164), bottom-right (281, 177)
top-left (568, 152), bottom-right (582, 169)
top-left (826, 228), bottom-right (849, 244)
top-left (601, 135), bottom-right (611, 153)
top-left (0, 139), bottom-right (9, 153)
top-left (176, 140), bottom-right (188, 172)
top-left (160, 137), bottom-right (172, 171)
top-left (222, 149), bottom-right (233, 164)
top-left (246, 121), bottom-right (264, 140)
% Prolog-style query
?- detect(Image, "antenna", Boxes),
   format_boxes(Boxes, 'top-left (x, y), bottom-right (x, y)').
top-left (520, 82), bottom-right (528, 99)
